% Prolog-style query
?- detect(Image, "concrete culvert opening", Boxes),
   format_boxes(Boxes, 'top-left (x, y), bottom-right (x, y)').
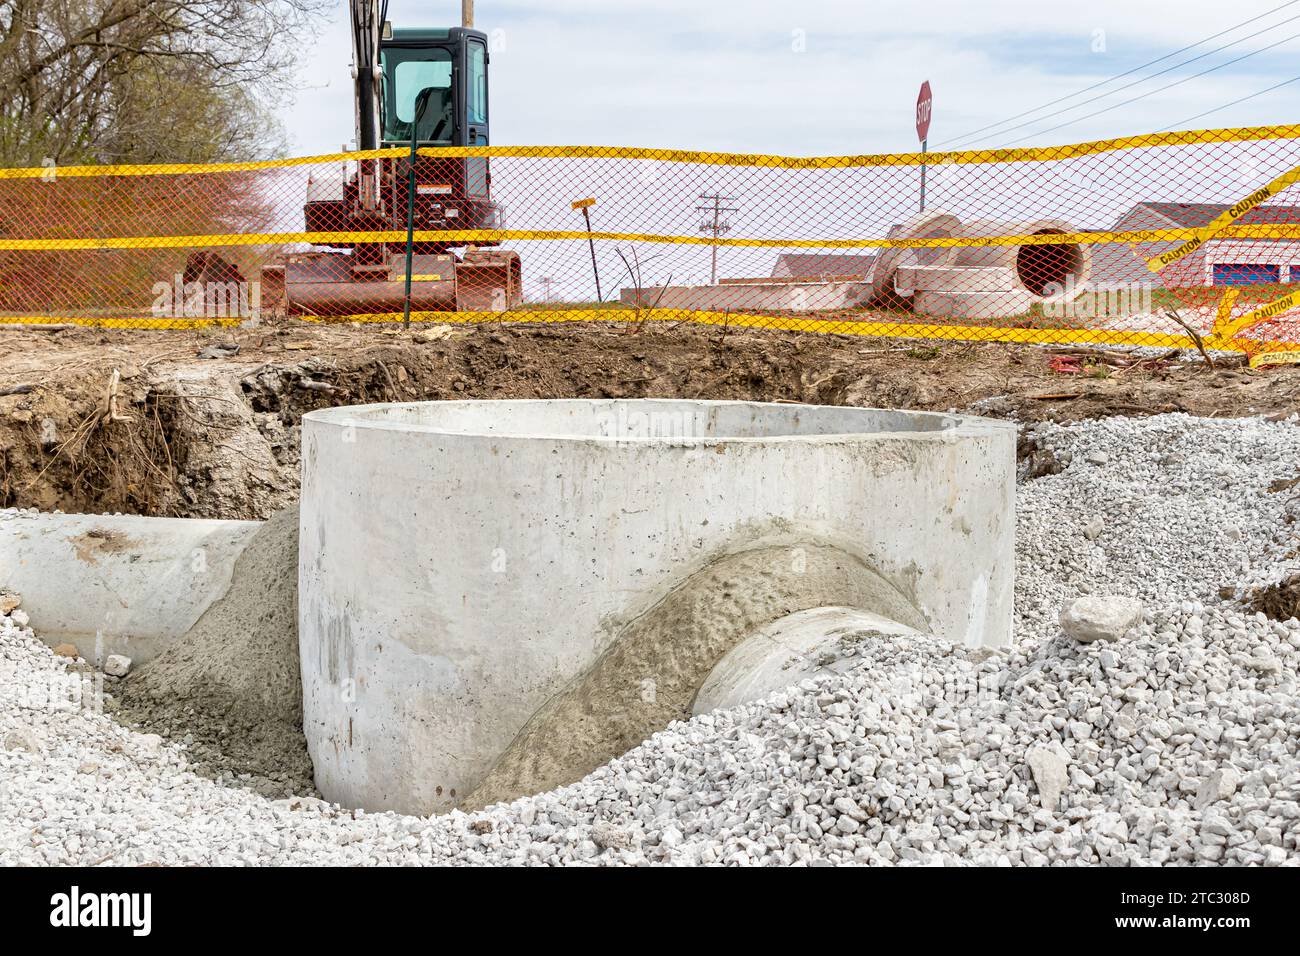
top-left (299, 399), bottom-right (1015, 815)
top-left (463, 544), bottom-right (930, 811)
top-left (1015, 230), bottom-right (1087, 297)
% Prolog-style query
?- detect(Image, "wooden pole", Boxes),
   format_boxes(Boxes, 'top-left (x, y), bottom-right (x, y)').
top-left (462, 0), bottom-right (474, 28)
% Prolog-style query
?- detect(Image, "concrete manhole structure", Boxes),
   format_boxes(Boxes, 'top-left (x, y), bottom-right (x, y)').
top-left (299, 399), bottom-right (1016, 815)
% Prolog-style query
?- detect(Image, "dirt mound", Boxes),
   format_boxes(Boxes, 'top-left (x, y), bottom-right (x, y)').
top-left (0, 322), bottom-right (1295, 519)
top-left (116, 505), bottom-right (312, 797)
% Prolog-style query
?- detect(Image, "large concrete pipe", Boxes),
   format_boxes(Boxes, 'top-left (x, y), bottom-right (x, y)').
top-left (692, 606), bottom-right (931, 714)
top-left (299, 400), bottom-right (1015, 815)
top-left (0, 511), bottom-right (260, 664)
top-left (869, 211), bottom-right (963, 305)
top-left (952, 219), bottom-right (1092, 302)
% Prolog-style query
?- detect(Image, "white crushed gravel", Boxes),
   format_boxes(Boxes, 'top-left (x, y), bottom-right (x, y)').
top-left (1, 412), bottom-right (1298, 866)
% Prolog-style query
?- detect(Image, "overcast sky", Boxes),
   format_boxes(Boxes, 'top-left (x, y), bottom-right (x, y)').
top-left (279, 0), bottom-right (1300, 156)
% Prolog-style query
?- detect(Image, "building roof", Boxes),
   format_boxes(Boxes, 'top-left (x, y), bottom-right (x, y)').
top-left (771, 252), bottom-right (876, 279)
top-left (1131, 202), bottom-right (1300, 228)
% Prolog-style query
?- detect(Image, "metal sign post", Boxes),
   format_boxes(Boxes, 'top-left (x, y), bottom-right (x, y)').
top-left (916, 80), bottom-right (933, 212)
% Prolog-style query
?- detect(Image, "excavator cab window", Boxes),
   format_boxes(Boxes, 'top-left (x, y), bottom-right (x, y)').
top-left (380, 46), bottom-right (454, 144)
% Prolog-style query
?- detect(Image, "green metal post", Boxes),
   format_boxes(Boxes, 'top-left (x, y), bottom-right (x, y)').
top-left (402, 127), bottom-right (419, 329)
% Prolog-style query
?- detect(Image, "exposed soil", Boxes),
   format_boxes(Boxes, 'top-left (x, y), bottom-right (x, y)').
top-left (1250, 575), bottom-right (1300, 622)
top-left (1, 321), bottom-right (1297, 519)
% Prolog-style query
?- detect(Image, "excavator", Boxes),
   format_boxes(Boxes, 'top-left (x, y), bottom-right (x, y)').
top-left (275, 1), bottom-right (521, 316)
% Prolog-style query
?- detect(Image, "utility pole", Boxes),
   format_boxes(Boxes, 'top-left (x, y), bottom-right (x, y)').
top-left (462, 0), bottom-right (474, 28)
top-left (695, 193), bottom-right (737, 285)
top-left (539, 277), bottom-right (554, 303)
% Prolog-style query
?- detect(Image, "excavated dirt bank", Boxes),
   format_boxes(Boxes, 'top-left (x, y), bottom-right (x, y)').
top-left (1, 322), bottom-right (1296, 519)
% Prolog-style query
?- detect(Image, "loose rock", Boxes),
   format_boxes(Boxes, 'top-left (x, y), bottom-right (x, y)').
top-left (1059, 595), bottom-right (1145, 643)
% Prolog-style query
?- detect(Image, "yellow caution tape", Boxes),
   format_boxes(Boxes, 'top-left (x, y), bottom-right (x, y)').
top-left (2, 223), bottom-right (1295, 253)
top-left (414, 125), bottom-right (1300, 169)
top-left (0, 306), bottom-right (1210, 349)
top-left (1147, 164), bottom-right (1300, 271)
top-left (1249, 349), bottom-right (1300, 368)
top-left (1219, 289), bottom-right (1300, 340)
top-left (0, 148), bottom-right (408, 180)
top-left (1203, 287), bottom-right (1242, 351)
top-left (0, 314), bottom-right (244, 329)
top-left (0, 125), bottom-right (1294, 179)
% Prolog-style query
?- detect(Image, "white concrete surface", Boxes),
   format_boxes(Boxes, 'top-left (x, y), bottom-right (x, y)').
top-left (913, 288), bottom-right (1035, 319)
top-left (692, 606), bottom-right (929, 714)
top-left (0, 511), bottom-right (260, 664)
top-left (619, 279), bottom-right (868, 312)
top-left (299, 399), bottom-right (1016, 815)
top-left (895, 264), bottom-right (1019, 295)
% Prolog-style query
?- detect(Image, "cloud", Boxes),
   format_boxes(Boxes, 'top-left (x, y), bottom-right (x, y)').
top-left (280, 0), bottom-right (1298, 156)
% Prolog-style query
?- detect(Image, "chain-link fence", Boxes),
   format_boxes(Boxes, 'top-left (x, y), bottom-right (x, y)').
top-left (2, 125), bottom-right (1299, 365)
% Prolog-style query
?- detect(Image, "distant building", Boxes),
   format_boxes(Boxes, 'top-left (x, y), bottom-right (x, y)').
top-left (770, 253), bottom-right (876, 281)
top-left (1093, 202), bottom-right (1300, 287)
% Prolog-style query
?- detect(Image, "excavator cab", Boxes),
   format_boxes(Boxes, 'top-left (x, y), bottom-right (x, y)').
top-left (376, 28), bottom-right (496, 228)
top-left (380, 29), bottom-right (484, 149)
top-left (285, 11), bottom-right (520, 317)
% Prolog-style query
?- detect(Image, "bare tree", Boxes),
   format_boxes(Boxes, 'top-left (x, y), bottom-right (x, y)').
top-left (0, 0), bottom-right (330, 165)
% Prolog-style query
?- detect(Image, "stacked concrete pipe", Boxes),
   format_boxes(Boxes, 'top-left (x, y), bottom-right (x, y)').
top-left (879, 216), bottom-right (1092, 320)
top-left (299, 399), bottom-right (1015, 816)
top-left (868, 210), bottom-right (963, 306)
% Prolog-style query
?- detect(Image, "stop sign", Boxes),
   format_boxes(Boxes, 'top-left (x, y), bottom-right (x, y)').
top-left (916, 80), bottom-right (933, 143)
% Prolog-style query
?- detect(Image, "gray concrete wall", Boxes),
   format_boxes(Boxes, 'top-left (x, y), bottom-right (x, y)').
top-left (299, 400), bottom-right (1016, 815)
top-left (620, 280), bottom-right (868, 312)
top-left (0, 510), bottom-right (261, 664)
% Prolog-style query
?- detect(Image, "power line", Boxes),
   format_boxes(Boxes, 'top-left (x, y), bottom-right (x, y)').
top-left (1159, 73), bottom-right (1300, 131)
top-left (937, 0), bottom-right (1300, 148)
top-left (993, 28), bottom-right (1300, 146)
top-left (965, 13), bottom-right (1300, 148)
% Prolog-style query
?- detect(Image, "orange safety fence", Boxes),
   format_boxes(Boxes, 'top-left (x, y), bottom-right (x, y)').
top-left (2, 125), bottom-right (1300, 367)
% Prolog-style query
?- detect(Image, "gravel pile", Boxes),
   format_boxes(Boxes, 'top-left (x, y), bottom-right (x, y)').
top-left (1016, 413), bottom-right (1300, 639)
top-left (1, 412), bottom-right (1298, 866)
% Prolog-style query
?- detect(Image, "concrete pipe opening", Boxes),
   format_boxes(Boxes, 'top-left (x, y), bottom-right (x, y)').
top-left (1015, 229), bottom-right (1088, 297)
top-left (952, 219), bottom-right (1092, 302)
top-left (299, 399), bottom-right (1015, 815)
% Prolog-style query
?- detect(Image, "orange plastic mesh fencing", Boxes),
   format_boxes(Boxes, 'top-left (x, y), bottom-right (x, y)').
top-left (2, 125), bottom-right (1300, 366)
